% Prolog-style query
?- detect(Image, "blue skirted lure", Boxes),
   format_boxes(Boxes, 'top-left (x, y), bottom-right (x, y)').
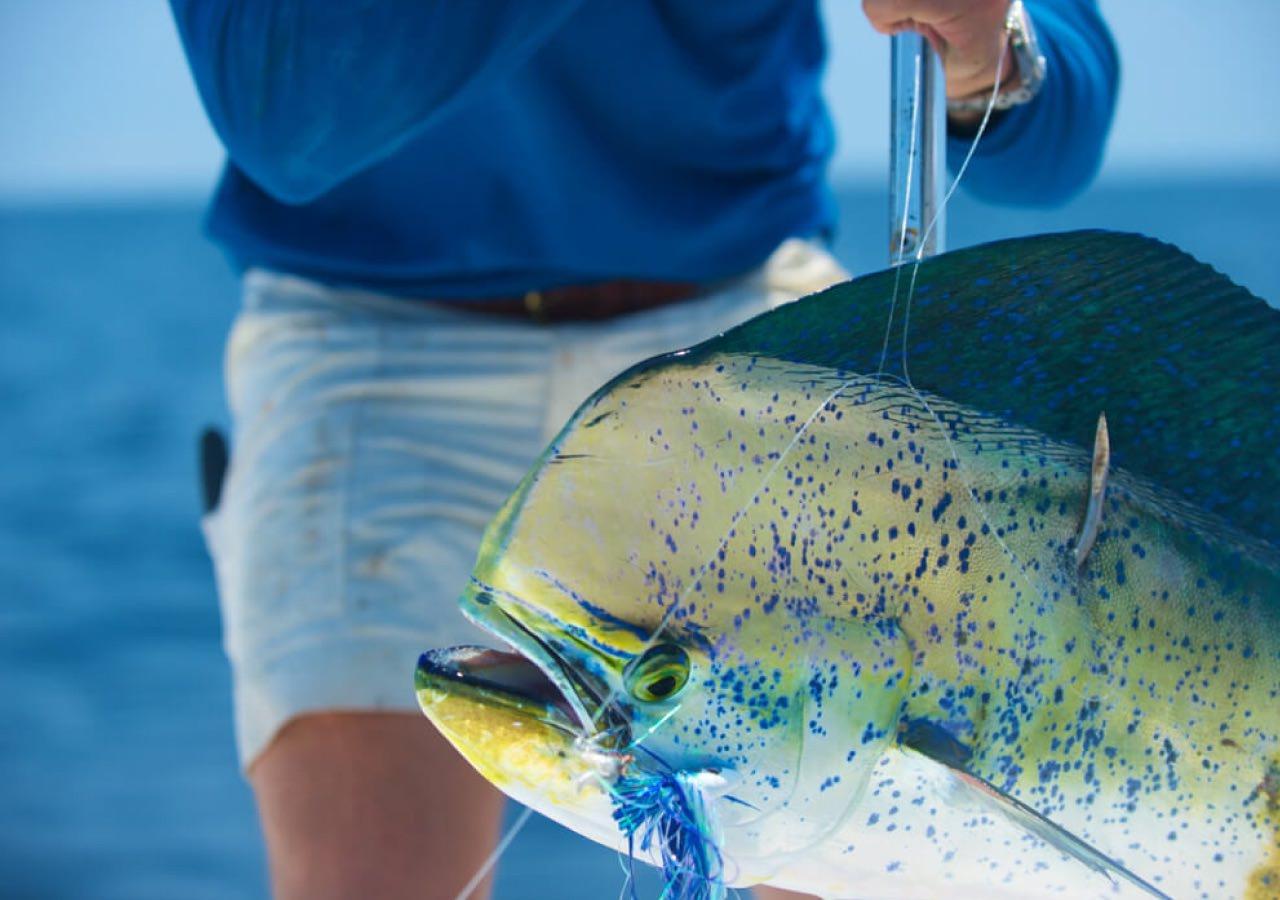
top-left (610, 769), bottom-right (727, 900)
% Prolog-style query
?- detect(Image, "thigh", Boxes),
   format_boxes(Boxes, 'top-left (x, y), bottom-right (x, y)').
top-left (250, 711), bottom-right (505, 900)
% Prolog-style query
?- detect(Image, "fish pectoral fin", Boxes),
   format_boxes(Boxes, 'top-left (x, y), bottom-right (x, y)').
top-left (898, 716), bottom-right (974, 769)
top-left (946, 763), bottom-right (1169, 899)
top-left (895, 725), bottom-right (1167, 898)
top-left (1074, 411), bottom-right (1110, 568)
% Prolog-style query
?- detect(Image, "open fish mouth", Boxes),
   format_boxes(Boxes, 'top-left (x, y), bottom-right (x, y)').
top-left (415, 646), bottom-right (585, 734)
top-left (416, 584), bottom-right (631, 745)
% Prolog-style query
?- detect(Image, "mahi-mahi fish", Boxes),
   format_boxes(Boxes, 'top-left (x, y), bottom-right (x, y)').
top-left (415, 232), bottom-right (1280, 899)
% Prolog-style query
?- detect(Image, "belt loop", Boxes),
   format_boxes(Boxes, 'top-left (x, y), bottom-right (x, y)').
top-left (523, 290), bottom-right (548, 324)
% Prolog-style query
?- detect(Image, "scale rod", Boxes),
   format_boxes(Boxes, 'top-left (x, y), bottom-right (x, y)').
top-left (889, 33), bottom-right (947, 265)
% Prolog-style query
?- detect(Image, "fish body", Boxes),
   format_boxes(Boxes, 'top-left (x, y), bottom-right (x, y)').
top-left (416, 232), bottom-right (1280, 898)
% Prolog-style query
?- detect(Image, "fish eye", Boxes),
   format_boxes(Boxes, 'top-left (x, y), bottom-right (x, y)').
top-left (624, 644), bottom-right (690, 703)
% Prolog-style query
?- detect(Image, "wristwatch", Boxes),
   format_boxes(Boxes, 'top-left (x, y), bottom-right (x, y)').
top-left (947, 0), bottom-right (1047, 114)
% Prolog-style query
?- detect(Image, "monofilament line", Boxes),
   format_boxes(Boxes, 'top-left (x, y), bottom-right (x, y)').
top-left (898, 31), bottom-right (1010, 384)
top-left (876, 44), bottom-right (924, 377)
top-left (454, 805), bottom-right (534, 900)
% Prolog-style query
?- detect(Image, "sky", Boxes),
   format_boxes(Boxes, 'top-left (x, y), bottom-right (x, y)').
top-left (1, 1), bottom-right (1277, 201)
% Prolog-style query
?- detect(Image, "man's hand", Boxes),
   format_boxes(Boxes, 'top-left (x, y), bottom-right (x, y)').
top-left (862, 0), bottom-right (1014, 101)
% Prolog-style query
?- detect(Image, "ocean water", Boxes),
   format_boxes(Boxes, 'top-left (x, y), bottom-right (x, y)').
top-left (2, 179), bottom-right (1277, 900)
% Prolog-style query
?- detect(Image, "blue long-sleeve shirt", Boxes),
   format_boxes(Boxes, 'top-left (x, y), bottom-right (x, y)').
top-left (172, 1), bottom-right (1117, 298)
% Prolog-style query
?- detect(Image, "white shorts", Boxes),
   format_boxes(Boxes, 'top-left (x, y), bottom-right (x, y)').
top-left (202, 239), bottom-right (848, 767)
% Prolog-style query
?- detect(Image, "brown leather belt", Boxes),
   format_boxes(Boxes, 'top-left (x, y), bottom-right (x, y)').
top-left (437, 279), bottom-right (702, 324)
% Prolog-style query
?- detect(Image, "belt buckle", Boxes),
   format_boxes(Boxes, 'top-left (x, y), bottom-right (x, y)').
top-left (523, 289), bottom-right (550, 324)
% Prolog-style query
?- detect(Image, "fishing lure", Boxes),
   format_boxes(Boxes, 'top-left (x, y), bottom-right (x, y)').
top-left (610, 766), bottom-right (727, 900)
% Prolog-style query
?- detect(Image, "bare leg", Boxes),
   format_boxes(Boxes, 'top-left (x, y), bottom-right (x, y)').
top-left (755, 887), bottom-right (817, 900)
top-left (250, 712), bottom-right (506, 900)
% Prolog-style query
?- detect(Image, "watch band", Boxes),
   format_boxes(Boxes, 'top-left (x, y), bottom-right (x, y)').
top-left (947, 1), bottom-right (1047, 114)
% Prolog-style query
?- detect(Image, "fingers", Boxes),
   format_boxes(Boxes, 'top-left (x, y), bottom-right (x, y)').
top-left (861, 2), bottom-right (945, 56)
top-left (863, 0), bottom-right (1006, 37)
top-left (861, 0), bottom-right (1012, 99)
top-left (862, 0), bottom-right (954, 34)
top-left (862, 0), bottom-right (907, 35)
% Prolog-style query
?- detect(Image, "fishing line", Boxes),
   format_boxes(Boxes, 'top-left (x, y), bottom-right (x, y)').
top-left (876, 371), bottom-right (1051, 623)
top-left (882, 28), bottom-right (1058, 629)
top-left (453, 805), bottom-right (534, 900)
top-left (853, 20), bottom-right (1051, 638)
top-left (626, 704), bottom-right (682, 752)
top-left (898, 32), bottom-right (1010, 385)
top-left (876, 48), bottom-right (923, 378)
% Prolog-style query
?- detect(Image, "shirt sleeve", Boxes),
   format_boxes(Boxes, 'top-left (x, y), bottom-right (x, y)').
top-left (946, 0), bottom-right (1119, 207)
top-left (170, 1), bottom-right (586, 204)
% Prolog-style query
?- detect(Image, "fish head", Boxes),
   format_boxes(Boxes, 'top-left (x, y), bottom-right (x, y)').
top-left (417, 354), bottom-right (919, 881)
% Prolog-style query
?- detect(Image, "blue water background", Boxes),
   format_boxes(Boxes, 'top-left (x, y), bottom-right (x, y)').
top-left (2, 179), bottom-right (1278, 899)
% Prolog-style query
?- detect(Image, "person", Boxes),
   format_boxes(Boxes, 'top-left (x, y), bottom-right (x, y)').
top-left (170, 2), bottom-right (1118, 897)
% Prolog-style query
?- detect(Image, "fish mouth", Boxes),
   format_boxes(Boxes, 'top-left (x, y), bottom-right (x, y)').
top-left (415, 646), bottom-right (584, 735)
top-left (416, 582), bottom-right (629, 745)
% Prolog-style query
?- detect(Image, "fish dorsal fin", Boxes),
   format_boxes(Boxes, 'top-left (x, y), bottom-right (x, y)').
top-left (1074, 412), bottom-right (1110, 567)
top-left (694, 231), bottom-right (1280, 548)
